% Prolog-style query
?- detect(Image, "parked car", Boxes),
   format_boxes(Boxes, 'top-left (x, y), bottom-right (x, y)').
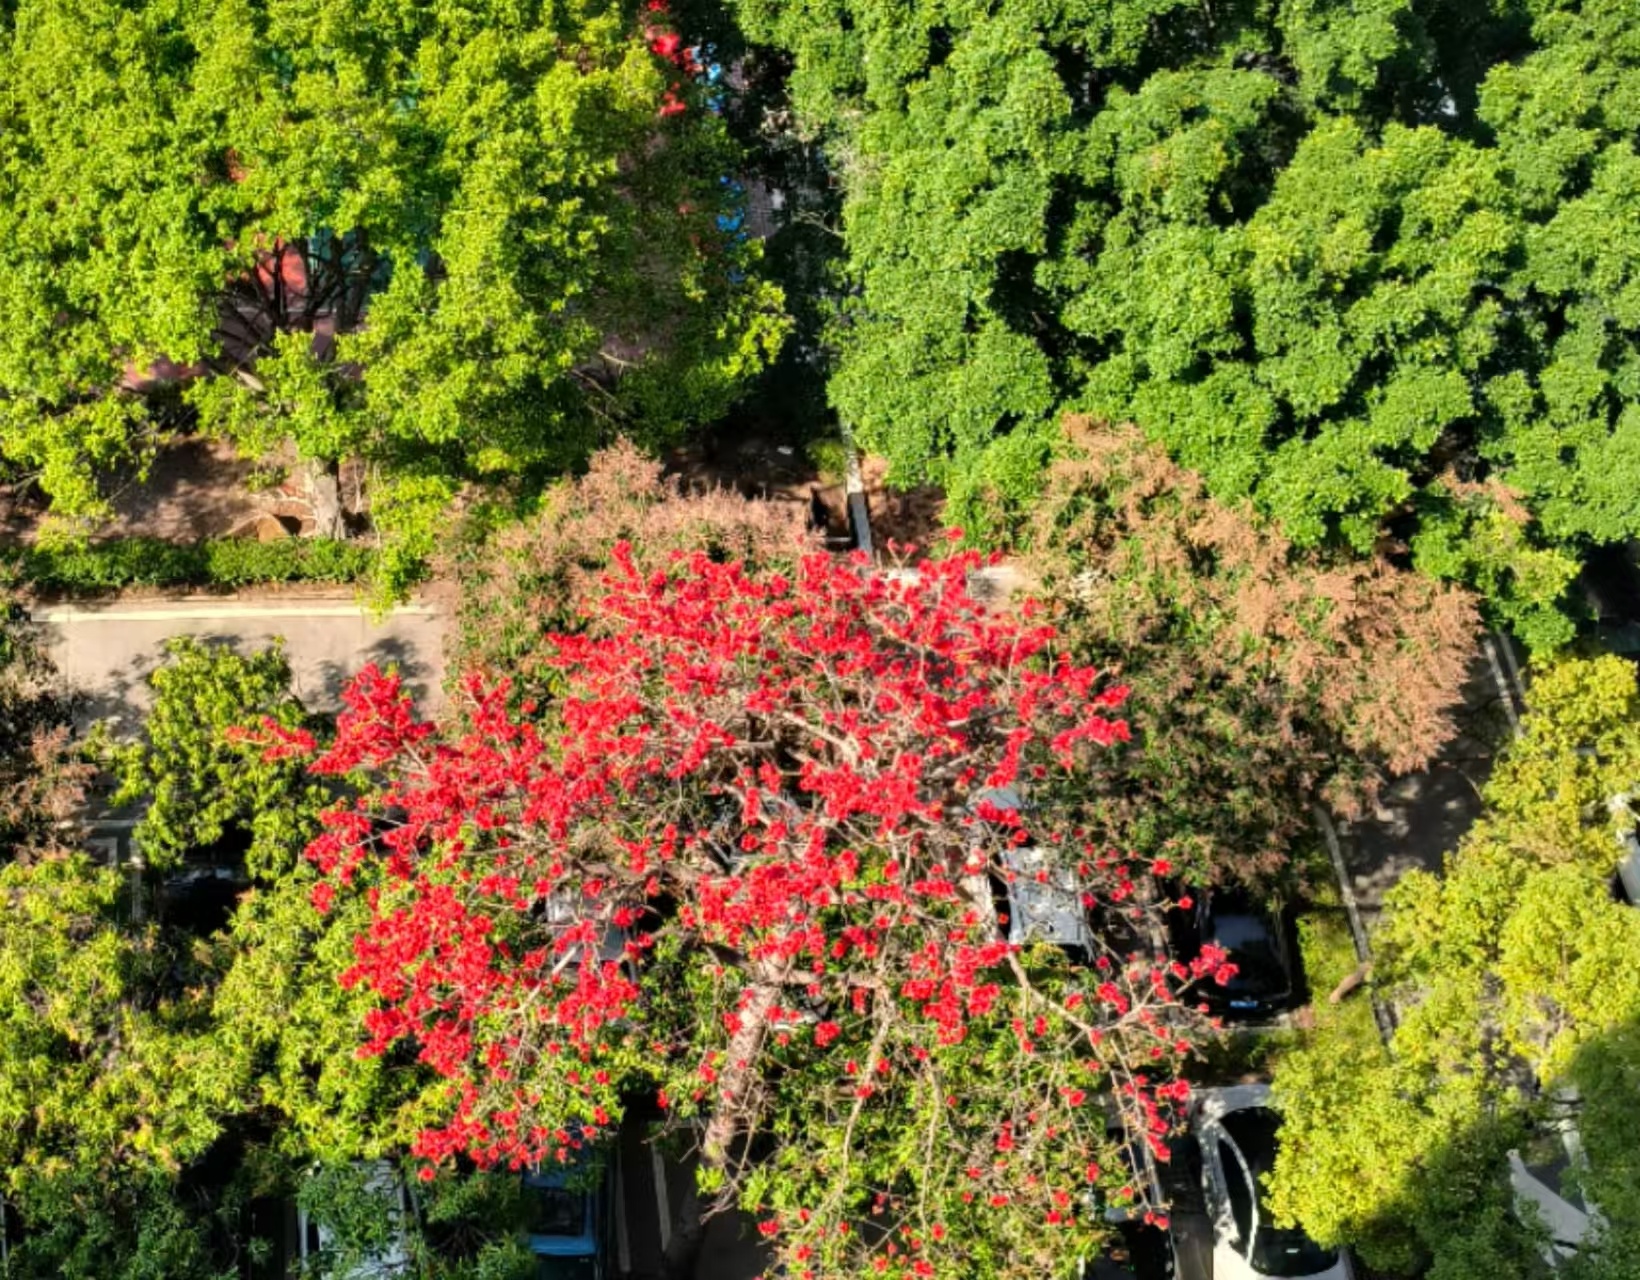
top-left (157, 865), bottom-right (248, 938)
top-left (1193, 1085), bottom-right (1351, 1280)
top-left (1172, 891), bottom-right (1299, 1020)
top-left (1082, 1126), bottom-right (1178, 1280)
top-left (1508, 1087), bottom-right (1605, 1269)
top-left (998, 841), bottom-right (1097, 959)
top-left (523, 1145), bottom-right (615, 1280)
top-left (972, 787), bottom-right (1096, 961)
top-left (1614, 827), bottom-right (1640, 906)
top-left (1085, 1220), bottom-right (1178, 1280)
top-left (539, 892), bottom-right (633, 978)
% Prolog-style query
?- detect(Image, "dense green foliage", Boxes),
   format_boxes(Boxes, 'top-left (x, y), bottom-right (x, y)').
top-left (0, 0), bottom-right (787, 583)
top-left (0, 851), bottom-right (251, 1275)
top-left (113, 637), bottom-right (328, 876)
top-left (292, 1164), bottom-right (539, 1280)
top-left (0, 632), bottom-right (457, 1276)
top-left (732, 0), bottom-right (1640, 647)
top-left (1268, 655), bottom-right (1640, 1277)
top-left (109, 640), bottom-right (445, 1165)
top-left (6, 536), bottom-right (376, 593)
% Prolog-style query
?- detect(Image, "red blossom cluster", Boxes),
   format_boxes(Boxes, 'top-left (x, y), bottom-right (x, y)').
top-left (643, 0), bottom-right (696, 117)
top-left (269, 543), bottom-right (1227, 1277)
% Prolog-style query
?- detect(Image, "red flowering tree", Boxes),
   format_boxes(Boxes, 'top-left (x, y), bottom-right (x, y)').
top-left (275, 544), bottom-right (1227, 1279)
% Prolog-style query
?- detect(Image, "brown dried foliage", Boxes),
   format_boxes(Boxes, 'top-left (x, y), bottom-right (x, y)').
top-left (1, 589), bottom-right (92, 859)
top-left (450, 439), bottom-right (817, 687)
top-left (1434, 468), bottom-right (1533, 526)
top-left (1024, 419), bottom-right (1479, 881)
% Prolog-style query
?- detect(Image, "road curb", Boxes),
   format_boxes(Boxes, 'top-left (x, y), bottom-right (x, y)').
top-left (1313, 804), bottom-right (1398, 1046)
top-left (32, 600), bottom-right (439, 622)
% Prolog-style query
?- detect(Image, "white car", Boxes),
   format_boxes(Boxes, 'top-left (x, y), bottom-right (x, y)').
top-left (1194, 1085), bottom-right (1351, 1280)
top-left (1616, 825), bottom-right (1640, 906)
top-left (1508, 1087), bottom-right (1605, 1268)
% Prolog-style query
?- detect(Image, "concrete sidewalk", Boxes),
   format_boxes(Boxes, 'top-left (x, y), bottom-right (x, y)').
top-left (34, 596), bottom-right (449, 737)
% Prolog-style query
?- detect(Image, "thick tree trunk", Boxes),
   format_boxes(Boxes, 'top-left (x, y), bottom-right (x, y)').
top-left (306, 457), bottom-right (345, 540)
top-left (659, 980), bottom-right (779, 1280)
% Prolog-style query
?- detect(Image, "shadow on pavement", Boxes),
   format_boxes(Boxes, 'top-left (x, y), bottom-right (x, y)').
top-left (1334, 643), bottom-right (1517, 928)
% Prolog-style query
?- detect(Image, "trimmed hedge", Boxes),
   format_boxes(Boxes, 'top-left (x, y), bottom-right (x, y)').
top-left (5, 536), bottom-right (377, 593)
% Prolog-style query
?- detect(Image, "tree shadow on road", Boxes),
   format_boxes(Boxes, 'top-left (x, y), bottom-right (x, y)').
top-left (309, 635), bottom-right (439, 719)
top-left (1334, 643), bottom-right (1518, 925)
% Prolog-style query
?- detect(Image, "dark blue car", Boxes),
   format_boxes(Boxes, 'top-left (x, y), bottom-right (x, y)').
top-left (1170, 889), bottom-right (1300, 1021)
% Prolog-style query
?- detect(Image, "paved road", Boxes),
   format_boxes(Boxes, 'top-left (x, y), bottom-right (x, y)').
top-left (33, 596), bottom-right (449, 738)
top-left (1331, 636), bottom-right (1524, 931)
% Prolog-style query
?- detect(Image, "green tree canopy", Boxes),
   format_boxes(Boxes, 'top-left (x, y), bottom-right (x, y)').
top-left (1268, 655), bottom-right (1640, 1277)
top-left (734, 0), bottom-right (1640, 648)
top-left (0, 0), bottom-right (787, 589)
top-left (0, 636), bottom-right (449, 1274)
top-left (0, 854), bottom-right (248, 1215)
top-left (113, 636), bottom-right (329, 878)
top-left (106, 639), bottom-right (440, 1161)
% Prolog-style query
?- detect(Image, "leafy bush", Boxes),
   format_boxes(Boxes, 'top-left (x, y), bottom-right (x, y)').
top-left (112, 638), bottom-right (327, 879)
top-left (6, 537), bottom-right (376, 594)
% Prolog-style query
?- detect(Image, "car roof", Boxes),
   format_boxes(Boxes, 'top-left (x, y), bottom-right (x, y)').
top-left (971, 785), bottom-right (1026, 814)
top-left (523, 1133), bottom-right (600, 1185)
top-left (1194, 1082), bottom-right (1272, 1123)
top-left (1205, 886), bottom-right (1278, 919)
top-left (1000, 846), bottom-right (1091, 949)
top-left (524, 1165), bottom-right (591, 1190)
top-left (1207, 912), bottom-right (1274, 949)
top-left (1199, 904), bottom-right (1291, 1001)
top-left (540, 894), bottom-right (628, 967)
top-left (529, 1233), bottom-right (597, 1258)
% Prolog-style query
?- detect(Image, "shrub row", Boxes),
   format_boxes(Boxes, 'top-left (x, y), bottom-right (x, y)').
top-left (5, 536), bottom-right (377, 593)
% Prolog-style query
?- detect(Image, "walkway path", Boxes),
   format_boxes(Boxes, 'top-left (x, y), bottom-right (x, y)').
top-left (35, 595), bottom-right (449, 738)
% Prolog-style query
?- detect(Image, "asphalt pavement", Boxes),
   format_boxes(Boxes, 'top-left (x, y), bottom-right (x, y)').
top-left (33, 595), bottom-right (449, 738)
top-left (1329, 636), bottom-right (1523, 931)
